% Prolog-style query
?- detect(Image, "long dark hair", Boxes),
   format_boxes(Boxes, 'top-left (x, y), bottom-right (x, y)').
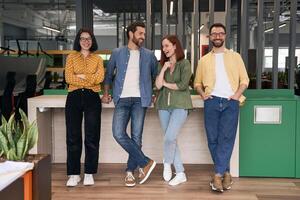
top-left (160, 35), bottom-right (185, 66)
top-left (73, 28), bottom-right (98, 52)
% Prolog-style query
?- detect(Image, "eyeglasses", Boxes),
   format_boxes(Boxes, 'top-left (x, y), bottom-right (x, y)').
top-left (80, 37), bottom-right (92, 42)
top-left (210, 32), bottom-right (226, 37)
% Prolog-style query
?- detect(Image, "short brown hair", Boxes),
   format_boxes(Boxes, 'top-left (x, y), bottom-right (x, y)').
top-left (209, 23), bottom-right (226, 34)
top-left (126, 21), bottom-right (145, 39)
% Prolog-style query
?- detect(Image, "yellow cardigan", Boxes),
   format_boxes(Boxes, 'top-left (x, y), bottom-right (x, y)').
top-left (194, 48), bottom-right (249, 103)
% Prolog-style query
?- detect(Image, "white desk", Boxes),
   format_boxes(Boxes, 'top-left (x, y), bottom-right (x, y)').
top-left (28, 95), bottom-right (240, 177)
top-left (0, 161), bottom-right (33, 191)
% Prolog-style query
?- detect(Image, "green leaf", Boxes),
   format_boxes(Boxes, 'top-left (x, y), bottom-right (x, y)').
top-left (27, 121), bottom-right (38, 151)
top-left (1, 116), bottom-right (7, 127)
top-left (17, 132), bottom-right (27, 160)
top-left (0, 130), bottom-right (9, 154)
top-left (14, 123), bottom-right (23, 144)
top-left (19, 109), bottom-right (30, 133)
top-left (6, 113), bottom-right (16, 155)
top-left (0, 116), bottom-right (8, 137)
top-left (7, 149), bottom-right (17, 161)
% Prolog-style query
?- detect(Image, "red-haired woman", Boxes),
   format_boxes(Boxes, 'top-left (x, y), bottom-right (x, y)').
top-left (155, 35), bottom-right (193, 186)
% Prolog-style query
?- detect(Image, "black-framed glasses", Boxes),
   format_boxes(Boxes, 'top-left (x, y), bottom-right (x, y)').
top-left (80, 37), bottom-right (92, 42)
top-left (210, 32), bottom-right (226, 37)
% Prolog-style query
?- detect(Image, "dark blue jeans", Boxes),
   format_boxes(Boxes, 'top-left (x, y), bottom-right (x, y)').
top-left (204, 96), bottom-right (239, 175)
top-left (112, 97), bottom-right (149, 172)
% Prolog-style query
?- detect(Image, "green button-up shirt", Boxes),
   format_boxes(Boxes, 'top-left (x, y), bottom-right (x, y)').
top-left (155, 59), bottom-right (193, 110)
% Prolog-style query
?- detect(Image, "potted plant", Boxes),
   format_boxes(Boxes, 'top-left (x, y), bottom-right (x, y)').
top-left (0, 109), bottom-right (38, 161)
top-left (0, 109), bottom-right (51, 200)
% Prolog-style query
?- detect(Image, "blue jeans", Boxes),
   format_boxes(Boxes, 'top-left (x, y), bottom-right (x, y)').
top-left (158, 109), bottom-right (188, 173)
top-left (204, 96), bottom-right (239, 175)
top-left (112, 97), bottom-right (149, 172)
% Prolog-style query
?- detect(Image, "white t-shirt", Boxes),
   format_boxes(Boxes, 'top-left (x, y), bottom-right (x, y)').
top-left (120, 50), bottom-right (141, 97)
top-left (211, 53), bottom-right (234, 98)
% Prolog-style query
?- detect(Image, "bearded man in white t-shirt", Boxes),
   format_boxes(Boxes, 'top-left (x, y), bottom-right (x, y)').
top-left (194, 23), bottom-right (249, 193)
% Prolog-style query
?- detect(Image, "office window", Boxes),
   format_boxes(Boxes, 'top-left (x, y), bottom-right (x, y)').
top-left (264, 48), bottom-right (299, 69)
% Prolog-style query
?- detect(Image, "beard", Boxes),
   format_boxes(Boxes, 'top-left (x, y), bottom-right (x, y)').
top-left (211, 39), bottom-right (224, 48)
top-left (132, 35), bottom-right (144, 47)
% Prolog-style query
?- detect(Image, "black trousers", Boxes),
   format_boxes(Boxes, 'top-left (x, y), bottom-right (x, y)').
top-left (65, 89), bottom-right (101, 175)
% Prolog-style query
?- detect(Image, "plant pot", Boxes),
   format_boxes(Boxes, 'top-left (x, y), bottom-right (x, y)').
top-left (26, 154), bottom-right (51, 200)
top-left (0, 177), bottom-right (24, 200)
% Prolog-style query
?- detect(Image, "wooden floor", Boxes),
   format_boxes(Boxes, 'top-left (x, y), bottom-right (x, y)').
top-left (52, 164), bottom-right (300, 200)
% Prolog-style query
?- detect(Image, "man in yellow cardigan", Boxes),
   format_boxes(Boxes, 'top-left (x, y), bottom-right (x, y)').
top-left (194, 23), bottom-right (249, 193)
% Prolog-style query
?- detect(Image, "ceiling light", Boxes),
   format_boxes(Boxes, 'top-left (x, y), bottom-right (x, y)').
top-left (264, 23), bottom-right (286, 33)
top-left (43, 25), bottom-right (61, 33)
top-left (200, 24), bottom-right (204, 30)
top-left (93, 9), bottom-right (104, 17)
top-left (198, 24), bottom-right (204, 32)
top-left (169, 1), bottom-right (174, 16)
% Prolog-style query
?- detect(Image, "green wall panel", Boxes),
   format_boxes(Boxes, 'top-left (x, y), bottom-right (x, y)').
top-left (296, 101), bottom-right (300, 178)
top-left (240, 100), bottom-right (296, 177)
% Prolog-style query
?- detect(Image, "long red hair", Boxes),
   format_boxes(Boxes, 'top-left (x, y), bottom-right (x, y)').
top-left (160, 35), bottom-right (185, 66)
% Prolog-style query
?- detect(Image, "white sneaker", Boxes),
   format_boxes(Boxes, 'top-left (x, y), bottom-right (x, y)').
top-left (168, 172), bottom-right (187, 186)
top-left (66, 175), bottom-right (81, 187)
top-left (163, 163), bottom-right (172, 181)
top-left (83, 174), bottom-right (94, 186)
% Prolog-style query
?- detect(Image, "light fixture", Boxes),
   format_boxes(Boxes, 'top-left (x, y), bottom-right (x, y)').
top-left (93, 8), bottom-right (104, 17)
top-left (198, 24), bottom-right (204, 32)
top-left (43, 25), bottom-right (61, 33)
top-left (200, 24), bottom-right (204, 30)
top-left (169, 1), bottom-right (174, 16)
top-left (264, 23), bottom-right (286, 33)
top-left (38, 107), bottom-right (49, 112)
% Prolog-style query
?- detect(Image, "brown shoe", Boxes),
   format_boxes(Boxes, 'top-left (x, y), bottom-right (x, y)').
top-left (210, 175), bottom-right (223, 192)
top-left (125, 172), bottom-right (136, 187)
top-left (222, 172), bottom-right (233, 190)
top-left (138, 159), bottom-right (156, 184)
